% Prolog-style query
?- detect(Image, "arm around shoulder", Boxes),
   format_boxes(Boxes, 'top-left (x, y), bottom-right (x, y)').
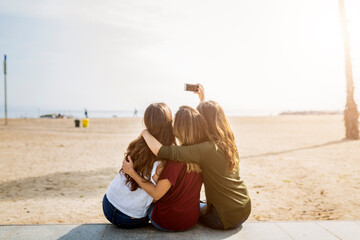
top-left (159, 143), bottom-right (205, 164)
top-left (141, 129), bottom-right (162, 156)
top-left (122, 157), bottom-right (171, 201)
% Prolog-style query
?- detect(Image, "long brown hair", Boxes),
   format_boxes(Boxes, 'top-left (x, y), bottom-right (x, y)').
top-left (197, 101), bottom-right (239, 173)
top-left (125, 103), bottom-right (175, 191)
top-left (173, 106), bottom-right (210, 173)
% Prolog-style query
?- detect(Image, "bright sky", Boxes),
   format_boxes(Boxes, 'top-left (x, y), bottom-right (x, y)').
top-left (0, 0), bottom-right (360, 116)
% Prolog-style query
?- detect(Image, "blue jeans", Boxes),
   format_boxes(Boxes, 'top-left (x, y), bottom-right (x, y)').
top-left (147, 204), bottom-right (171, 232)
top-left (102, 194), bottom-right (149, 229)
top-left (199, 202), bottom-right (249, 230)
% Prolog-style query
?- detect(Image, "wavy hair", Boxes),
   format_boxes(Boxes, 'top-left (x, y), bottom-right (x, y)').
top-left (173, 106), bottom-right (211, 173)
top-left (124, 103), bottom-right (175, 191)
top-left (197, 101), bottom-right (239, 173)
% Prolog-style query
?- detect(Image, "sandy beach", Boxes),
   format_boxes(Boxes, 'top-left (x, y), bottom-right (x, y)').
top-left (0, 116), bottom-right (359, 224)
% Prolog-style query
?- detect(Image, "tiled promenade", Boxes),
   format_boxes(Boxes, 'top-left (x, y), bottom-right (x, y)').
top-left (1, 221), bottom-right (360, 240)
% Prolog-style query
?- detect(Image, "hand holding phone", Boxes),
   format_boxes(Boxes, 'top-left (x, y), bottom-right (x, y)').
top-left (184, 83), bottom-right (205, 102)
top-left (196, 84), bottom-right (205, 102)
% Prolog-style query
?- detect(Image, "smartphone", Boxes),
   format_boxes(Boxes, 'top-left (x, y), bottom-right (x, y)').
top-left (184, 84), bottom-right (199, 92)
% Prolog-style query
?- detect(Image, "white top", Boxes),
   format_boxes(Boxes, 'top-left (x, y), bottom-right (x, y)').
top-left (106, 161), bottom-right (160, 218)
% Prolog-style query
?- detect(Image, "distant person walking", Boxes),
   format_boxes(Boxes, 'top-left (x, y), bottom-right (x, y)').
top-left (84, 109), bottom-right (88, 118)
top-left (133, 108), bottom-right (138, 117)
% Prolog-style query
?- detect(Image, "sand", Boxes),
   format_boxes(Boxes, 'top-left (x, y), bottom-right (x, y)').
top-left (0, 116), bottom-right (359, 224)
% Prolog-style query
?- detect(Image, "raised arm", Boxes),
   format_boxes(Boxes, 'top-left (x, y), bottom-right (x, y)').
top-left (121, 156), bottom-right (171, 201)
top-left (195, 83), bottom-right (205, 102)
top-left (141, 129), bottom-right (162, 156)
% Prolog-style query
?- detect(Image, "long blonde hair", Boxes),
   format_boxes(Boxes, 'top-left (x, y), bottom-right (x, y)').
top-left (173, 106), bottom-right (210, 173)
top-left (197, 101), bottom-right (239, 173)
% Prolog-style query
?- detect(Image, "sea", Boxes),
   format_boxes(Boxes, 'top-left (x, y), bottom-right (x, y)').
top-left (0, 106), bottom-right (281, 119)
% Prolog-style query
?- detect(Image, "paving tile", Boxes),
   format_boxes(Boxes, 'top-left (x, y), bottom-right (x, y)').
top-left (240, 222), bottom-right (292, 240)
top-left (3, 225), bottom-right (73, 240)
top-left (0, 226), bottom-right (20, 239)
top-left (3, 224), bottom-right (107, 240)
top-left (147, 225), bottom-right (198, 240)
top-left (57, 224), bottom-right (107, 240)
top-left (149, 229), bottom-right (198, 240)
top-left (316, 221), bottom-right (360, 240)
top-left (194, 223), bottom-right (244, 240)
top-left (276, 221), bottom-right (340, 240)
top-left (102, 224), bottom-right (150, 240)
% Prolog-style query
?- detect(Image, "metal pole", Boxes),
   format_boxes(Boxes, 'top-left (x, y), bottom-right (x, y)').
top-left (4, 55), bottom-right (7, 125)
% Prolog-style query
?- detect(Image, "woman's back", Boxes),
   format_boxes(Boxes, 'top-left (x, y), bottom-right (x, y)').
top-left (151, 161), bottom-right (202, 231)
top-left (106, 160), bottom-right (160, 218)
top-left (106, 135), bottom-right (167, 218)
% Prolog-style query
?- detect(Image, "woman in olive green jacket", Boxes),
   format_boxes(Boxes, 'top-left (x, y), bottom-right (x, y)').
top-left (141, 85), bottom-right (251, 230)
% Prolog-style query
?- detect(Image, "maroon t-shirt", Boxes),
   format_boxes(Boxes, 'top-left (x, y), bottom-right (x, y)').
top-left (150, 161), bottom-right (202, 231)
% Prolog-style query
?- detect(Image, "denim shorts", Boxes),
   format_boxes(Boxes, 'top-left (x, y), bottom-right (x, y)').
top-left (102, 194), bottom-right (149, 229)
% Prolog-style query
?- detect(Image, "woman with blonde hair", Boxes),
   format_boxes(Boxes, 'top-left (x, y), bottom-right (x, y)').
top-left (122, 106), bottom-right (208, 231)
top-left (103, 103), bottom-right (175, 228)
top-left (140, 85), bottom-right (251, 230)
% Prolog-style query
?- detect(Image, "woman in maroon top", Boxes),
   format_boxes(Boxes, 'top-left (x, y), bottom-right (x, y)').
top-left (150, 160), bottom-right (201, 231)
top-left (122, 106), bottom-right (210, 231)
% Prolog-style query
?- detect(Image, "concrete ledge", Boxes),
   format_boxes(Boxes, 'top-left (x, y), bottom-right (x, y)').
top-left (1, 221), bottom-right (360, 240)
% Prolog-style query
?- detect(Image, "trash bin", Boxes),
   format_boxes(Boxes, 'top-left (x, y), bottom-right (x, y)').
top-left (82, 119), bottom-right (89, 128)
top-left (75, 119), bottom-right (80, 128)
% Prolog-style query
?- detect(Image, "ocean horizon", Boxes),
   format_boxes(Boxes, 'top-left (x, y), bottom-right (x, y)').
top-left (0, 105), bottom-right (345, 119)
top-left (0, 109), bottom-right (279, 119)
